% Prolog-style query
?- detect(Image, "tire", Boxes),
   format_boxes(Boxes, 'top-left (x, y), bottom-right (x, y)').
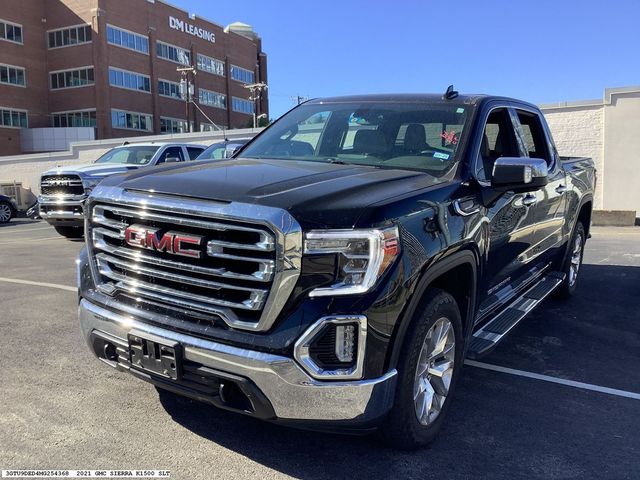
top-left (555, 221), bottom-right (586, 299)
top-left (54, 225), bottom-right (84, 239)
top-left (380, 289), bottom-right (464, 450)
top-left (0, 201), bottom-right (13, 224)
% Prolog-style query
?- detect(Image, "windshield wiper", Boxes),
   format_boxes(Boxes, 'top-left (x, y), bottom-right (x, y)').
top-left (326, 158), bottom-right (348, 165)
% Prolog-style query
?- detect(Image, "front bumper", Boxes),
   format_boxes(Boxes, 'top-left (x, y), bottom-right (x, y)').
top-left (38, 195), bottom-right (86, 225)
top-left (79, 298), bottom-right (397, 427)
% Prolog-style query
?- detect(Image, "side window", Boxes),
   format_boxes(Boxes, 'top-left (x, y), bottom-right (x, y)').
top-left (477, 108), bottom-right (519, 182)
top-left (157, 146), bottom-right (184, 164)
top-left (186, 147), bottom-right (204, 160)
top-left (516, 111), bottom-right (551, 165)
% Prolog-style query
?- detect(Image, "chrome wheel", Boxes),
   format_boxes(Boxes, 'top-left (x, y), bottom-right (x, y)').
top-left (0, 203), bottom-right (11, 223)
top-left (413, 316), bottom-right (456, 426)
top-left (568, 231), bottom-right (583, 286)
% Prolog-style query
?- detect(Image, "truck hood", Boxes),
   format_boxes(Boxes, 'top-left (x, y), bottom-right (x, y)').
top-left (98, 158), bottom-right (445, 228)
top-left (43, 163), bottom-right (140, 178)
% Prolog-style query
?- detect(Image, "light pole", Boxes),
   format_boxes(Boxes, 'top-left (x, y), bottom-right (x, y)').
top-left (177, 66), bottom-right (196, 132)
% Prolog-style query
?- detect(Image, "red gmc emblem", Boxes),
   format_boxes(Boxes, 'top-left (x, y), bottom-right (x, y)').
top-left (124, 224), bottom-right (204, 259)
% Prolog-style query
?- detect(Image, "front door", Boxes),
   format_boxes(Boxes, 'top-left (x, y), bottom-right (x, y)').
top-left (475, 106), bottom-right (542, 316)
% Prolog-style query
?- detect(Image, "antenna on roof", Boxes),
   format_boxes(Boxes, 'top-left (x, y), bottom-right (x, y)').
top-left (443, 85), bottom-right (459, 100)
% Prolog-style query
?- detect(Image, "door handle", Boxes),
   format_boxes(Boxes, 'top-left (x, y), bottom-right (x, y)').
top-left (555, 184), bottom-right (568, 194)
top-left (522, 194), bottom-right (537, 207)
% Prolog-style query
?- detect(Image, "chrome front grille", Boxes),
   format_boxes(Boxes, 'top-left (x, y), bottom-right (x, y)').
top-left (41, 174), bottom-right (84, 196)
top-left (87, 186), bottom-right (302, 333)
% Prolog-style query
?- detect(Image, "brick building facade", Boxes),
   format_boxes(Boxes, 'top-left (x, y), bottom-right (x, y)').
top-left (0, 0), bottom-right (268, 155)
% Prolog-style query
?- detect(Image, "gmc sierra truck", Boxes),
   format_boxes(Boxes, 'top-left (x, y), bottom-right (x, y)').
top-left (77, 92), bottom-right (595, 449)
top-left (39, 142), bottom-right (206, 238)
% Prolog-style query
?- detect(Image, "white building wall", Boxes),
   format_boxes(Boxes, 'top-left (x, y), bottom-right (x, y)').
top-left (541, 104), bottom-right (604, 209)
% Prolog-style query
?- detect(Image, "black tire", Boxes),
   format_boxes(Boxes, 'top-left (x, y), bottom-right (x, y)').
top-left (380, 289), bottom-right (464, 450)
top-left (54, 225), bottom-right (84, 238)
top-left (555, 221), bottom-right (586, 299)
top-left (0, 201), bottom-right (13, 224)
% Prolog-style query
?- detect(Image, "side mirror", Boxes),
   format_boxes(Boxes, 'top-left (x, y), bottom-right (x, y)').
top-left (491, 157), bottom-right (548, 192)
top-left (164, 157), bottom-right (181, 163)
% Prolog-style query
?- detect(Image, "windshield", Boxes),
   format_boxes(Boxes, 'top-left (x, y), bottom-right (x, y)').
top-left (95, 146), bottom-right (160, 165)
top-left (240, 101), bottom-right (472, 175)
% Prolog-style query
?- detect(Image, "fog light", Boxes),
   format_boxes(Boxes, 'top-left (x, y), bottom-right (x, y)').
top-left (335, 324), bottom-right (355, 362)
top-left (294, 315), bottom-right (367, 380)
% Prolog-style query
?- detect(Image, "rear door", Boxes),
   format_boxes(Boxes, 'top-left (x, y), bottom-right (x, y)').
top-left (474, 105), bottom-right (542, 315)
top-left (513, 108), bottom-right (567, 264)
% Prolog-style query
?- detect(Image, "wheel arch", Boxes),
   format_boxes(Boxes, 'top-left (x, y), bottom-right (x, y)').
top-left (386, 248), bottom-right (479, 371)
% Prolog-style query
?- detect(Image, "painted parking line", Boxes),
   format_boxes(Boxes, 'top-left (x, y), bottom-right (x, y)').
top-left (0, 236), bottom-right (65, 245)
top-left (465, 359), bottom-right (640, 401)
top-left (0, 226), bottom-right (53, 234)
top-left (0, 277), bottom-right (76, 292)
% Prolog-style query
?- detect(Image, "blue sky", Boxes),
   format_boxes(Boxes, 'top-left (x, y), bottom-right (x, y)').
top-left (179, 0), bottom-right (640, 118)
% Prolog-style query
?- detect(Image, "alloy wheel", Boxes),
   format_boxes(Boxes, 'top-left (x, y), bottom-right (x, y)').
top-left (569, 232), bottom-right (584, 286)
top-left (413, 316), bottom-right (456, 426)
top-left (0, 204), bottom-right (11, 223)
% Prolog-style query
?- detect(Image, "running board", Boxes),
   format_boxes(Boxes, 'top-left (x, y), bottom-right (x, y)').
top-left (466, 271), bottom-right (565, 359)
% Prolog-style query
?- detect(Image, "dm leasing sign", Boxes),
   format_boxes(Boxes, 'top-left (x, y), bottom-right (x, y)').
top-left (169, 16), bottom-right (216, 43)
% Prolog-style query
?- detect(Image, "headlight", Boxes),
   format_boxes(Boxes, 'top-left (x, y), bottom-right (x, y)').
top-left (82, 178), bottom-right (102, 193)
top-left (304, 226), bottom-right (400, 297)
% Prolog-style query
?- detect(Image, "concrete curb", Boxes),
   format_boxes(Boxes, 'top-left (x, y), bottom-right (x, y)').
top-left (592, 210), bottom-right (637, 227)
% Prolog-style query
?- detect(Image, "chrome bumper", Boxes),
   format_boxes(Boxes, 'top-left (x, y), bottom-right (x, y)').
top-left (79, 299), bottom-right (397, 423)
top-left (38, 195), bottom-right (86, 222)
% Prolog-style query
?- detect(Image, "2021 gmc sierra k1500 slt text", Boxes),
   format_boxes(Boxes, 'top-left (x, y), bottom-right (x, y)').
top-left (77, 92), bottom-right (595, 449)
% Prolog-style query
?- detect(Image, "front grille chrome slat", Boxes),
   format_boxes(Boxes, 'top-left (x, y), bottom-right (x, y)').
top-left (87, 189), bottom-right (302, 333)
top-left (96, 252), bottom-right (268, 300)
top-left (93, 204), bottom-right (275, 252)
top-left (97, 261), bottom-right (266, 312)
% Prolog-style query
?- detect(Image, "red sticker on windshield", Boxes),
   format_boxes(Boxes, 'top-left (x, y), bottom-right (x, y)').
top-left (441, 130), bottom-right (459, 145)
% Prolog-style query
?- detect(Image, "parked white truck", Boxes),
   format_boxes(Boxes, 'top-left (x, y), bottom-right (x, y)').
top-left (39, 142), bottom-right (206, 238)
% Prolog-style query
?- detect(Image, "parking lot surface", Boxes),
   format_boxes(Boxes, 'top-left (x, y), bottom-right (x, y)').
top-left (1, 221), bottom-right (639, 480)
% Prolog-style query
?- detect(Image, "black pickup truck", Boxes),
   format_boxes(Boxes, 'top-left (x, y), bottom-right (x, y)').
top-left (77, 91), bottom-right (595, 449)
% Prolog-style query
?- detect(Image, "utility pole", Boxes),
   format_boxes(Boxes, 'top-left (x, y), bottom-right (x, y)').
top-left (291, 95), bottom-right (308, 105)
top-left (243, 82), bottom-right (268, 128)
top-left (177, 66), bottom-right (196, 133)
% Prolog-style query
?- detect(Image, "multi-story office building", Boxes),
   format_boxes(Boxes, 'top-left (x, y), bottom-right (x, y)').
top-left (0, 0), bottom-right (268, 155)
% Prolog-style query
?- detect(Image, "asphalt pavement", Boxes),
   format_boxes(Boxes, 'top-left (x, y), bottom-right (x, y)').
top-left (0, 221), bottom-right (638, 480)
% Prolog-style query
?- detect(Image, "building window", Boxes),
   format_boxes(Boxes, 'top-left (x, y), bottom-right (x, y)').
top-left (52, 110), bottom-right (96, 128)
top-left (111, 109), bottom-right (153, 132)
top-left (158, 79), bottom-right (182, 100)
top-left (160, 117), bottom-right (190, 134)
top-left (232, 97), bottom-right (254, 115)
top-left (106, 25), bottom-right (149, 54)
top-left (156, 41), bottom-right (190, 65)
top-left (230, 65), bottom-right (254, 84)
top-left (50, 67), bottom-right (94, 90)
top-left (109, 67), bottom-right (151, 93)
top-left (0, 19), bottom-right (23, 44)
top-left (0, 107), bottom-right (27, 128)
top-left (48, 25), bottom-right (92, 49)
top-left (199, 89), bottom-right (227, 110)
top-left (197, 54), bottom-right (224, 77)
top-left (0, 64), bottom-right (26, 87)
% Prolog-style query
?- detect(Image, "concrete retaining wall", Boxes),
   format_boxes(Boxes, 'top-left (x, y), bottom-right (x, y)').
top-left (592, 210), bottom-right (637, 227)
top-left (0, 128), bottom-right (262, 195)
